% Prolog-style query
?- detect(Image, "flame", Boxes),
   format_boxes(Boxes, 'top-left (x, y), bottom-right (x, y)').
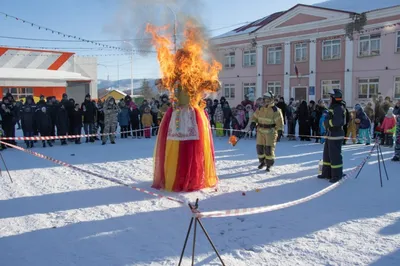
top-left (146, 20), bottom-right (222, 108)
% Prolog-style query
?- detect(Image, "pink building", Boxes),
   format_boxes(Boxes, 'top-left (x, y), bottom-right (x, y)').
top-left (212, 4), bottom-right (400, 107)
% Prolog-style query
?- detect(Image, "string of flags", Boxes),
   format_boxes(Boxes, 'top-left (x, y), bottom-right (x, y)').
top-left (0, 11), bottom-right (158, 54)
top-left (215, 23), bottom-right (400, 52)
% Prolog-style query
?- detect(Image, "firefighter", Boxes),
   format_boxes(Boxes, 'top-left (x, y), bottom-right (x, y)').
top-left (318, 89), bottom-right (346, 183)
top-left (250, 91), bottom-right (284, 172)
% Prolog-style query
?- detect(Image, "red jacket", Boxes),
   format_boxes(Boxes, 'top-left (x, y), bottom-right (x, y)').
top-left (381, 115), bottom-right (396, 133)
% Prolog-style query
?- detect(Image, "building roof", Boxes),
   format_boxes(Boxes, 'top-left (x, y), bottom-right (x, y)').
top-left (0, 68), bottom-right (91, 81)
top-left (213, 4), bottom-right (356, 39)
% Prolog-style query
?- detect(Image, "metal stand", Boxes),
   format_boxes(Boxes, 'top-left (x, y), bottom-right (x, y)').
top-left (178, 199), bottom-right (225, 266)
top-left (0, 151), bottom-right (13, 183)
top-left (355, 139), bottom-right (389, 187)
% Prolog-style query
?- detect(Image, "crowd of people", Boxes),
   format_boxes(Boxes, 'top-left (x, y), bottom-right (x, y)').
top-left (0, 91), bottom-right (399, 161)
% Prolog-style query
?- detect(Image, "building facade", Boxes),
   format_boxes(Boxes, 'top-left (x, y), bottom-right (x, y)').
top-left (0, 47), bottom-right (97, 103)
top-left (212, 4), bottom-right (400, 107)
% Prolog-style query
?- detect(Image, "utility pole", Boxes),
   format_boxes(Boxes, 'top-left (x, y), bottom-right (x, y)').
top-left (124, 41), bottom-right (134, 96)
top-left (166, 5), bottom-right (177, 52)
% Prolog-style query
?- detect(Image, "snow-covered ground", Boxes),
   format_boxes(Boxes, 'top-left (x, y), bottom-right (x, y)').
top-left (0, 134), bottom-right (399, 266)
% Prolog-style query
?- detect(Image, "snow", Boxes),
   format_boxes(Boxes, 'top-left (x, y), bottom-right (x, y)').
top-left (214, 26), bottom-right (260, 39)
top-left (0, 133), bottom-right (400, 265)
top-left (0, 68), bottom-right (91, 81)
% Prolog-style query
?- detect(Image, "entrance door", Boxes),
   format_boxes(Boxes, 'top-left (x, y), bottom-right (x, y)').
top-left (292, 87), bottom-right (308, 102)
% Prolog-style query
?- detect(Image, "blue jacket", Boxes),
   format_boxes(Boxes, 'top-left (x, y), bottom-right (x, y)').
top-left (356, 108), bottom-right (371, 129)
top-left (118, 107), bottom-right (130, 126)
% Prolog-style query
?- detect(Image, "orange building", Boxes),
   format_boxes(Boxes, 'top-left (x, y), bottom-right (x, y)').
top-left (0, 47), bottom-right (97, 103)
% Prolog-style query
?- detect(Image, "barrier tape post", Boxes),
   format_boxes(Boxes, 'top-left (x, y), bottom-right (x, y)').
top-left (354, 138), bottom-right (389, 187)
top-left (0, 151), bottom-right (13, 183)
top-left (178, 199), bottom-right (225, 266)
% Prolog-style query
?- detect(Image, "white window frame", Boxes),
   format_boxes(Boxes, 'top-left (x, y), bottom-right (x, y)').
top-left (321, 80), bottom-right (341, 100)
top-left (358, 78), bottom-right (379, 99)
top-left (3, 87), bottom-right (34, 101)
top-left (359, 34), bottom-right (381, 57)
top-left (394, 77), bottom-right (400, 99)
top-left (267, 46), bottom-right (282, 64)
top-left (243, 82), bottom-right (256, 99)
top-left (322, 39), bottom-right (341, 60)
top-left (396, 31), bottom-right (400, 53)
top-left (266, 81), bottom-right (281, 97)
top-left (243, 49), bottom-right (256, 67)
top-left (294, 43), bottom-right (308, 62)
top-left (224, 84), bottom-right (235, 99)
top-left (224, 52), bottom-right (235, 68)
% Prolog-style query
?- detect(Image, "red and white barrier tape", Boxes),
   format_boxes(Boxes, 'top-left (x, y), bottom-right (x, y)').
top-left (193, 144), bottom-right (376, 218)
top-left (211, 127), bottom-right (370, 142)
top-left (0, 140), bottom-right (185, 205)
top-left (0, 127), bottom-right (159, 141)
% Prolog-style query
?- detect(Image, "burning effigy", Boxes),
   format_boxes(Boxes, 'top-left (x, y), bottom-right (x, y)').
top-left (147, 21), bottom-right (222, 192)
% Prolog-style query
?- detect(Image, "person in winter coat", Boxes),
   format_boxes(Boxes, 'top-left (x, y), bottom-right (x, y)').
top-left (56, 103), bottom-right (69, 145)
top-left (297, 101), bottom-right (311, 141)
top-left (151, 102), bottom-right (160, 136)
top-left (319, 109), bottom-right (329, 144)
top-left (81, 94), bottom-right (97, 143)
top-left (129, 102), bottom-right (141, 138)
top-left (213, 104), bottom-right (224, 137)
top-left (276, 97), bottom-right (287, 125)
top-left (1, 95), bottom-right (17, 145)
top-left (141, 106), bottom-right (153, 139)
top-left (97, 100), bottom-right (105, 134)
top-left (102, 96), bottom-right (119, 145)
top-left (391, 111), bottom-right (400, 161)
top-left (20, 95), bottom-right (37, 148)
top-left (71, 104), bottom-right (83, 144)
top-left (381, 107), bottom-right (396, 147)
top-left (245, 104), bottom-right (255, 138)
top-left (344, 110), bottom-right (357, 145)
top-left (354, 104), bottom-right (371, 145)
top-left (118, 101), bottom-right (130, 138)
top-left (46, 97), bottom-right (58, 141)
top-left (286, 99), bottom-right (297, 140)
top-left (222, 102), bottom-right (232, 136)
top-left (342, 101), bottom-right (350, 145)
top-left (36, 107), bottom-right (53, 147)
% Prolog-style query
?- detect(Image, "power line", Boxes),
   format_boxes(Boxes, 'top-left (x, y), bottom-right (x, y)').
top-left (0, 22), bottom-right (249, 43)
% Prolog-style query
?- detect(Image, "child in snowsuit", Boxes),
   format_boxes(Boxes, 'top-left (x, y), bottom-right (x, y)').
top-left (36, 107), bottom-right (53, 147)
top-left (392, 113), bottom-right (400, 161)
top-left (141, 106), bottom-right (153, 139)
top-left (213, 104), bottom-right (224, 137)
top-left (319, 109), bottom-right (328, 144)
top-left (381, 107), bottom-right (396, 147)
top-left (118, 101), bottom-right (130, 139)
top-left (345, 110), bottom-right (357, 144)
top-left (355, 104), bottom-right (371, 145)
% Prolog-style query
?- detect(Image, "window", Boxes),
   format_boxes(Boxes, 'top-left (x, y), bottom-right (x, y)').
top-left (359, 34), bottom-right (381, 57)
top-left (243, 50), bottom-right (256, 67)
top-left (3, 87), bottom-right (33, 100)
top-left (224, 84), bottom-right (235, 98)
top-left (267, 46), bottom-right (282, 64)
top-left (295, 43), bottom-right (308, 62)
top-left (322, 40), bottom-right (341, 60)
top-left (395, 77), bottom-right (400, 99)
top-left (358, 78), bottom-right (379, 99)
top-left (224, 52), bottom-right (235, 68)
top-left (266, 81), bottom-right (281, 96)
top-left (243, 83), bottom-right (256, 98)
top-left (321, 80), bottom-right (340, 100)
top-left (396, 31), bottom-right (400, 53)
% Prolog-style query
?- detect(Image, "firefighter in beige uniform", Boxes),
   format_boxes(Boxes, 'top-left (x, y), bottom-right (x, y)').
top-left (250, 92), bottom-right (284, 172)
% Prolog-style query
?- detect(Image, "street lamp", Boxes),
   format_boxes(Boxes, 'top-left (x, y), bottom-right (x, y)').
top-left (123, 41), bottom-right (134, 96)
top-left (97, 63), bottom-right (110, 81)
top-left (166, 5), bottom-right (177, 52)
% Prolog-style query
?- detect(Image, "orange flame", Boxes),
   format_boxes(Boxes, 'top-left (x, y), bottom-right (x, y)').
top-left (228, 135), bottom-right (238, 146)
top-left (146, 21), bottom-right (222, 107)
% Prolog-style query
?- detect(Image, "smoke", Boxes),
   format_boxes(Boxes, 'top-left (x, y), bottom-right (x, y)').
top-left (103, 0), bottom-right (209, 56)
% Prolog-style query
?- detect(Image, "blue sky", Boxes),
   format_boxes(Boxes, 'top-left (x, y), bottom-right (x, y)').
top-left (0, 0), bottom-right (327, 81)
